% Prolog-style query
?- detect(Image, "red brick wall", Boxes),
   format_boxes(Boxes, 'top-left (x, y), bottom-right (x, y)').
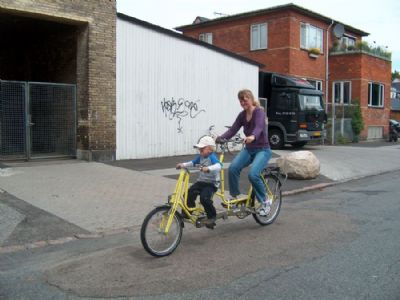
top-left (182, 10), bottom-right (332, 80)
top-left (329, 53), bottom-right (391, 138)
top-left (181, 9), bottom-right (363, 95)
top-left (183, 10), bottom-right (292, 73)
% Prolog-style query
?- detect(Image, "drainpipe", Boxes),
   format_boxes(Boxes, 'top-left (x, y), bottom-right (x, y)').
top-left (326, 20), bottom-right (335, 144)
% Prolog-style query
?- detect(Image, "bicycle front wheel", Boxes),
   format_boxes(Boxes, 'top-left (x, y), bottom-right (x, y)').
top-left (140, 206), bottom-right (183, 257)
top-left (252, 173), bottom-right (282, 226)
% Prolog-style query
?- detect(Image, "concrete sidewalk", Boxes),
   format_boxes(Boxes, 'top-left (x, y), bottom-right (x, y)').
top-left (1, 143), bottom-right (400, 249)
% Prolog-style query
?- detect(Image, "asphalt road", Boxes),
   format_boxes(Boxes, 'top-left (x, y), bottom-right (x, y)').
top-left (0, 170), bottom-right (399, 299)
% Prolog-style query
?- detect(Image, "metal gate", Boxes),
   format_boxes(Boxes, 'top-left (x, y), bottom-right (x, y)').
top-left (0, 80), bottom-right (76, 160)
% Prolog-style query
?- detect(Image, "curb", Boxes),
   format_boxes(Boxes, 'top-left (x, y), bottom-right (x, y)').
top-left (282, 182), bottom-right (337, 196)
top-left (282, 168), bottom-right (400, 196)
top-left (0, 226), bottom-right (142, 255)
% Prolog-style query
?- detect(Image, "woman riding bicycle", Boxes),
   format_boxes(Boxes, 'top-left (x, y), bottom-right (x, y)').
top-left (217, 89), bottom-right (272, 216)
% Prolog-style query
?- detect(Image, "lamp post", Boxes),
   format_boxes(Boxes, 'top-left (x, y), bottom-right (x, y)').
top-left (326, 20), bottom-right (334, 144)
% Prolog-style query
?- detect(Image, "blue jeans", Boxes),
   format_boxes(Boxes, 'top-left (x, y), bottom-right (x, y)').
top-left (228, 147), bottom-right (272, 203)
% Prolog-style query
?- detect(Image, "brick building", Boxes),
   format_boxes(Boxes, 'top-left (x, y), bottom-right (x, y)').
top-left (0, 0), bottom-right (116, 161)
top-left (176, 3), bottom-right (392, 140)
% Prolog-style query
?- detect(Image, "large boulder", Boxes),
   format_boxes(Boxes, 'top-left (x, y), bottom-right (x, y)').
top-left (276, 151), bottom-right (320, 179)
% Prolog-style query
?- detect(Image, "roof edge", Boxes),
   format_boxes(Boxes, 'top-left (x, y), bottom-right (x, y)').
top-left (117, 13), bottom-right (263, 68)
top-left (175, 3), bottom-right (369, 37)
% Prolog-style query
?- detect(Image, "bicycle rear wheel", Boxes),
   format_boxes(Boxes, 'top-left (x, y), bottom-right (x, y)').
top-left (252, 173), bottom-right (282, 226)
top-left (140, 206), bottom-right (183, 257)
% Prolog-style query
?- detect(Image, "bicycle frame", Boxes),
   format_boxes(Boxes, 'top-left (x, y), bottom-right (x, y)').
top-left (164, 168), bottom-right (203, 233)
top-left (163, 144), bottom-right (277, 234)
top-left (141, 136), bottom-right (284, 257)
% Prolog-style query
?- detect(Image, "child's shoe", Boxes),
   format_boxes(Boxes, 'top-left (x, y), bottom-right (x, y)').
top-left (204, 217), bottom-right (216, 229)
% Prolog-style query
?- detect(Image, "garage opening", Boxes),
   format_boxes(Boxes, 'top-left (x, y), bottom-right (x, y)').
top-left (0, 11), bottom-right (79, 160)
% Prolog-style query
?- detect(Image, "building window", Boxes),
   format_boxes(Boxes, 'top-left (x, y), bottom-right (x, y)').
top-left (333, 81), bottom-right (351, 104)
top-left (199, 33), bottom-right (213, 44)
top-left (340, 35), bottom-right (356, 48)
top-left (300, 23), bottom-right (323, 52)
top-left (250, 23), bottom-right (267, 50)
top-left (368, 82), bottom-right (384, 107)
top-left (308, 79), bottom-right (323, 91)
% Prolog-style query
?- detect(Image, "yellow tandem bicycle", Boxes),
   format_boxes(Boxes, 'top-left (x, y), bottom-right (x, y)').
top-left (140, 137), bottom-right (285, 257)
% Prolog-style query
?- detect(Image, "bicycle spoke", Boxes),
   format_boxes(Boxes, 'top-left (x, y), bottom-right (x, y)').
top-left (141, 206), bottom-right (183, 257)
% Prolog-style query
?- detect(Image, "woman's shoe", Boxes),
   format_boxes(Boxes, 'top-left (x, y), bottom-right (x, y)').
top-left (258, 198), bottom-right (272, 216)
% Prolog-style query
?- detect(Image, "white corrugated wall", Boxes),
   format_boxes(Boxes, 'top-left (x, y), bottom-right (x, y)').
top-left (117, 18), bottom-right (259, 159)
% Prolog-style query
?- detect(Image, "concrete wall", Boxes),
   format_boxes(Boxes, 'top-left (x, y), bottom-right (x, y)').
top-left (116, 17), bottom-right (259, 159)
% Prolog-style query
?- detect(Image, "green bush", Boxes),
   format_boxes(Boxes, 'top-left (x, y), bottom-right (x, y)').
top-left (351, 99), bottom-right (364, 142)
top-left (336, 133), bottom-right (350, 144)
top-left (355, 41), bottom-right (370, 51)
top-left (347, 45), bottom-right (355, 51)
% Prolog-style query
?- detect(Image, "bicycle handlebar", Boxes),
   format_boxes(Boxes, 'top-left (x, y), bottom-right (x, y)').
top-left (177, 164), bottom-right (209, 172)
top-left (216, 137), bottom-right (244, 145)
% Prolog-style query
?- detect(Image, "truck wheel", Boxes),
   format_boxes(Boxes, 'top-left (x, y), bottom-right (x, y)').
top-left (269, 129), bottom-right (284, 149)
top-left (291, 141), bottom-right (307, 148)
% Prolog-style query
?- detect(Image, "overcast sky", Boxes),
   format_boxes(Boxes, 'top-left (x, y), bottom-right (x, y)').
top-left (117, 0), bottom-right (399, 72)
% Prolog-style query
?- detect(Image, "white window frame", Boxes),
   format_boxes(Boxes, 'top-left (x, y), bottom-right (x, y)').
top-left (308, 79), bottom-right (323, 91)
top-left (332, 81), bottom-right (351, 104)
top-left (300, 23), bottom-right (323, 53)
top-left (199, 32), bottom-right (213, 44)
top-left (368, 82), bottom-right (384, 108)
top-left (391, 88), bottom-right (396, 99)
top-left (340, 35), bottom-right (356, 47)
top-left (250, 23), bottom-right (268, 51)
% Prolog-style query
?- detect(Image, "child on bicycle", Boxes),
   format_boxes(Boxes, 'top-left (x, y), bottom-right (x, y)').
top-left (176, 136), bottom-right (222, 229)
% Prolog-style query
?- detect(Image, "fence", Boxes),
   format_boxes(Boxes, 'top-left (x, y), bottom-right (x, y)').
top-left (0, 80), bottom-right (76, 160)
top-left (325, 103), bottom-right (358, 143)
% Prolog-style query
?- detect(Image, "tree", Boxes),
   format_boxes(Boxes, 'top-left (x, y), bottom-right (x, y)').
top-left (392, 70), bottom-right (400, 81)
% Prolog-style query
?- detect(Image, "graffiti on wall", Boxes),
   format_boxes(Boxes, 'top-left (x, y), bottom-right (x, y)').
top-left (161, 97), bottom-right (205, 133)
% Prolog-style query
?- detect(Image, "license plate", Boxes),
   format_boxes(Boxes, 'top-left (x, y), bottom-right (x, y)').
top-left (313, 132), bottom-right (321, 137)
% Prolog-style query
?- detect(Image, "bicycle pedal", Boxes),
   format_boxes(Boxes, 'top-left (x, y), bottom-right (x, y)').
top-left (221, 203), bottom-right (240, 211)
top-left (196, 215), bottom-right (206, 221)
top-left (195, 220), bottom-right (202, 228)
top-left (232, 206), bottom-right (241, 213)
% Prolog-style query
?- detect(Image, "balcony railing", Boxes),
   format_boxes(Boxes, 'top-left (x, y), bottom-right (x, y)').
top-left (330, 41), bottom-right (391, 61)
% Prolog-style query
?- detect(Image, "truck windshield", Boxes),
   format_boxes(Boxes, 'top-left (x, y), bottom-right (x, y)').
top-left (298, 95), bottom-right (324, 111)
